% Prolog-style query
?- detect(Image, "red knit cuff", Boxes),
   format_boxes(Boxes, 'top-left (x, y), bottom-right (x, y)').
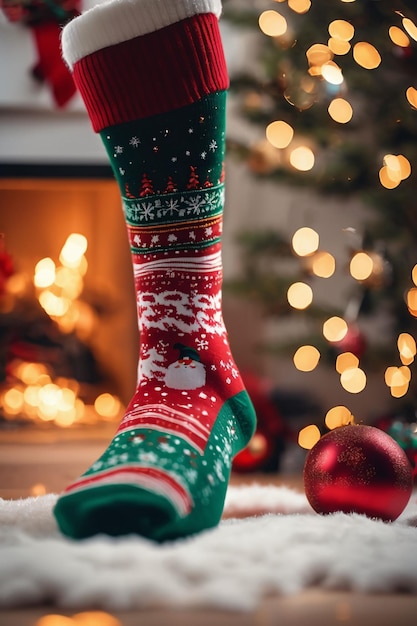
top-left (72, 13), bottom-right (229, 133)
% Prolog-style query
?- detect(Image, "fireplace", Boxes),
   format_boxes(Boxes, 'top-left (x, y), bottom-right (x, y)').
top-left (0, 169), bottom-right (139, 430)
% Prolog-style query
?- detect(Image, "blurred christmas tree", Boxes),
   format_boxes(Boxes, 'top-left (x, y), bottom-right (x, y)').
top-left (223, 0), bottom-right (417, 414)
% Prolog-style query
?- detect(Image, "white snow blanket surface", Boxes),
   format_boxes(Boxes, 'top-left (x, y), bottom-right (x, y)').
top-left (0, 484), bottom-right (416, 611)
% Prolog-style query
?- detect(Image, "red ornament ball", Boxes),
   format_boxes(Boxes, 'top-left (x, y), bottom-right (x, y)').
top-left (303, 424), bottom-right (413, 521)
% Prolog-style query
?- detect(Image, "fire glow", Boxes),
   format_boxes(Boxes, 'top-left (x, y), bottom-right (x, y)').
top-left (0, 234), bottom-right (122, 428)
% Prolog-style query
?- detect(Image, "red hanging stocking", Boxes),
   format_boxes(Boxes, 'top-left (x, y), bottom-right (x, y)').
top-left (31, 19), bottom-right (77, 107)
top-left (0, 0), bottom-right (80, 107)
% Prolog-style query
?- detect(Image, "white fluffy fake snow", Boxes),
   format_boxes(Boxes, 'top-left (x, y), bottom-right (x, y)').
top-left (0, 484), bottom-right (416, 611)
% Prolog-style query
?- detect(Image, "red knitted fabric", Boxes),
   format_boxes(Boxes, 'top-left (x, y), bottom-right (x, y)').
top-left (72, 13), bottom-right (229, 132)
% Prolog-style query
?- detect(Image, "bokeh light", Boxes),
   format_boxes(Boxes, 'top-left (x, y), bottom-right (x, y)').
top-left (0, 357), bottom-right (123, 428)
top-left (266, 120), bottom-right (294, 149)
top-left (336, 352), bottom-right (359, 374)
top-left (389, 26), bottom-right (410, 47)
top-left (325, 405), bottom-right (354, 429)
top-left (328, 20), bottom-right (354, 41)
top-left (321, 61), bottom-right (344, 85)
top-left (328, 38), bottom-right (351, 55)
top-left (293, 345), bottom-right (321, 371)
top-left (323, 316), bottom-right (348, 342)
top-left (397, 154), bottom-right (412, 179)
top-left (259, 10), bottom-right (287, 37)
top-left (383, 154), bottom-right (402, 181)
top-left (306, 43), bottom-right (332, 67)
top-left (311, 251), bottom-right (336, 278)
top-left (35, 613), bottom-right (122, 626)
top-left (298, 424), bottom-right (321, 449)
top-left (289, 146), bottom-right (315, 171)
top-left (340, 367), bottom-right (367, 393)
top-left (379, 166), bottom-right (400, 189)
top-left (72, 611), bottom-right (122, 626)
top-left (390, 382), bottom-right (409, 398)
top-left (288, 0), bottom-right (311, 14)
top-left (287, 282), bottom-right (313, 309)
top-left (3, 387), bottom-right (24, 415)
top-left (291, 227), bottom-right (319, 256)
top-left (59, 233), bottom-right (88, 268)
top-left (94, 393), bottom-right (122, 419)
top-left (349, 251), bottom-right (374, 281)
top-left (402, 17), bottom-right (417, 42)
top-left (34, 258), bottom-right (56, 288)
top-left (30, 483), bottom-right (47, 497)
top-left (406, 86), bottom-right (417, 110)
top-left (353, 42), bottom-right (381, 69)
top-left (385, 365), bottom-right (411, 398)
top-left (397, 333), bottom-right (416, 363)
top-left (328, 98), bottom-right (353, 123)
top-left (407, 287), bottom-right (417, 313)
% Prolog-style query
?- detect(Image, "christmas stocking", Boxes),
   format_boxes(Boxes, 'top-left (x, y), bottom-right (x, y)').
top-left (31, 20), bottom-right (78, 108)
top-left (53, 0), bottom-right (256, 542)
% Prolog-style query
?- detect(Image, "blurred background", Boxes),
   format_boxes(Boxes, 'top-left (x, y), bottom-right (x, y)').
top-left (1, 0), bottom-right (417, 487)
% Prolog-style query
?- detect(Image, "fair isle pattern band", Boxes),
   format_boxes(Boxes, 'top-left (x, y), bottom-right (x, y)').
top-left (62, 465), bottom-right (193, 516)
top-left (62, 0), bottom-right (222, 68)
top-left (127, 214), bottom-right (223, 254)
top-left (66, 13), bottom-right (228, 132)
top-left (133, 250), bottom-right (223, 279)
top-left (123, 185), bottom-right (225, 226)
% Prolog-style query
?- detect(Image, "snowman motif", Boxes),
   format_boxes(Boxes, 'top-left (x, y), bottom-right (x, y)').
top-left (164, 343), bottom-right (206, 390)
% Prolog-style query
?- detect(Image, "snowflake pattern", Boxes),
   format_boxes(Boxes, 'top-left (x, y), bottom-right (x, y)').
top-left (209, 140), bottom-right (218, 152)
top-left (184, 194), bottom-right (205, 215)
top-left (195, 337), bottom-right (209, 350)
top-left (138, 451), bottom-right (158, 464)
top-left (139, 202), bottom-right (155, 221)
top-left (161, 198), bottom-right (180, 217)
top-left (124, 187), bottom-right (224, 224)
top-left (184, 468), bottom-right (198, 484)
top-left (130, 435), bottom-right (145, 444)
top-left (129, 136), bottom-right (141, 148)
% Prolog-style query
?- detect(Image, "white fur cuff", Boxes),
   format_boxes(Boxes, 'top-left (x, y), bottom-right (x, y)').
top-left (62, 0), bottom-right (222, 68)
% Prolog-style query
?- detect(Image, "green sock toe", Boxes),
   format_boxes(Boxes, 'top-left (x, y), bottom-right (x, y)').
top-left (54, 484), bottom-right (180, 540)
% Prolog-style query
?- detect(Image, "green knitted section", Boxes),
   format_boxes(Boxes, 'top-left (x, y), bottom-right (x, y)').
top-left (53, 390), bottom-right (256, 542)
top-left (100, 91), bottom-right (227, 225)
top-left (157, 389), bottom-right (257, 541)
